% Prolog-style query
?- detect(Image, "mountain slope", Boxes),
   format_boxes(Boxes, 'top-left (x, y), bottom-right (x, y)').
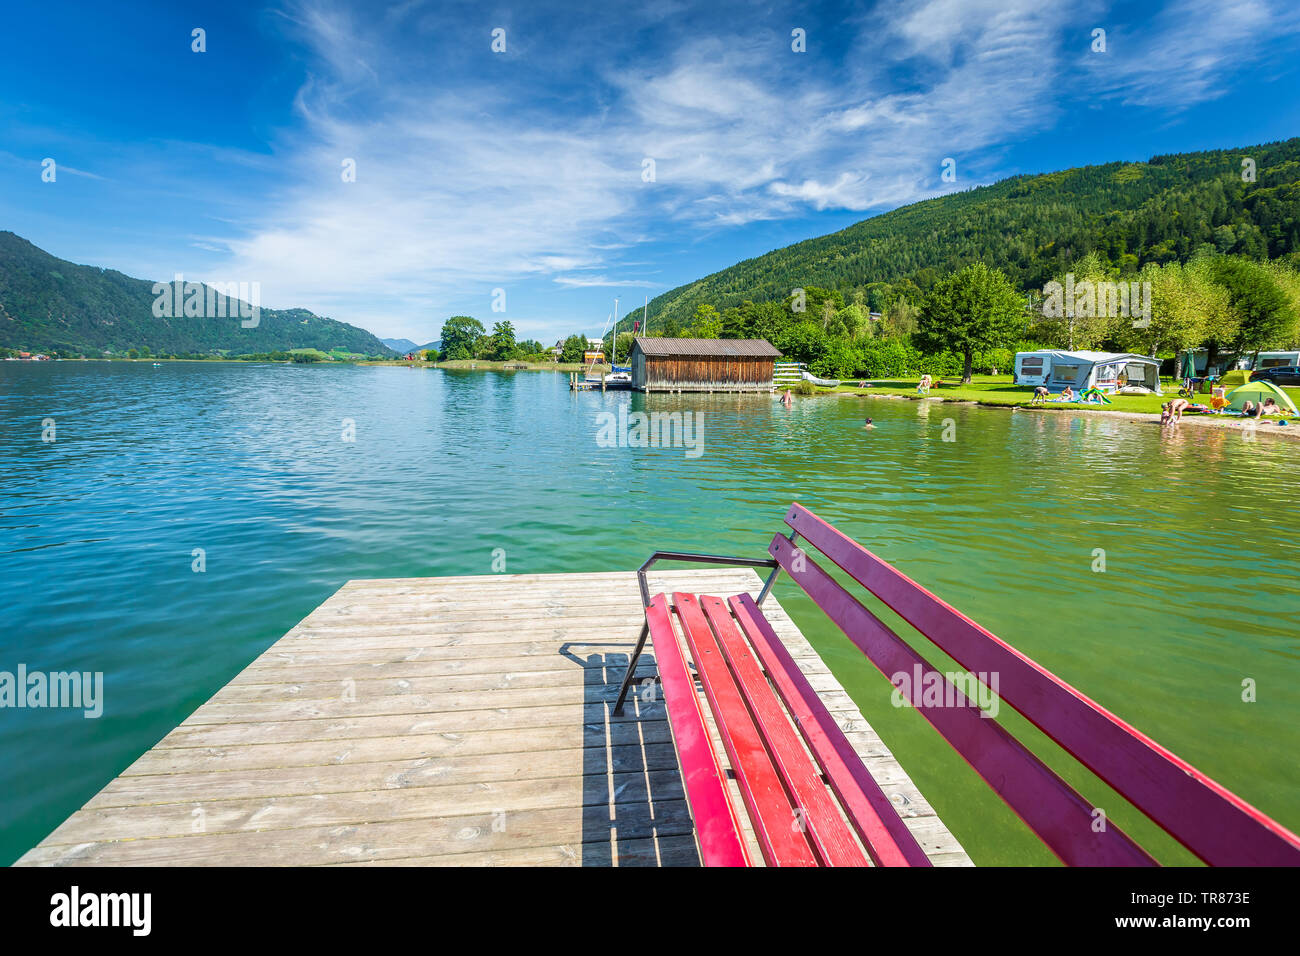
top-left (631, 138), bottom-right (1300, 328)
top-left (0, 232), bottom-right (395, 356)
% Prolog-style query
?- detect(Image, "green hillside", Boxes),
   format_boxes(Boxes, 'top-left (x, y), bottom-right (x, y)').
top-left (0, 232), bottom-right (394, 357)
top-left (631, 138), bottom-right (1300, 329)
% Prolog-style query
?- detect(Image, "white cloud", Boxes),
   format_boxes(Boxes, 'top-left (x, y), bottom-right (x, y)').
top-left (1084, 0), bottom-right (1300, 108)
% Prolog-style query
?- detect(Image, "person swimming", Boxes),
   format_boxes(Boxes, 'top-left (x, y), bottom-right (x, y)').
top-left (863, 418), bottom-right (875, 429)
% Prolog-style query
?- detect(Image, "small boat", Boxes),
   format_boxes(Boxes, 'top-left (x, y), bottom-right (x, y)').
top-left (575, 297), bottom-right (635, 390)
top-left (586, 365), bottom-right (633, 390)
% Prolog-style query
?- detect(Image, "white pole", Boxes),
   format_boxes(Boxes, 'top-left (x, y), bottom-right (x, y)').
top-left (612, 297), bottom-right (619, 364)
top-left (643, 295), bottom-right (648, 337)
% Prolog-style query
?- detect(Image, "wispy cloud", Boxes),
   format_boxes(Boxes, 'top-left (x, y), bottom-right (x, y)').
top-left (225, 0), bottom-right (1079, 317)
top-left (553, 275), bottom-right (660, 288)
top-left (1084, 0), bottom-right (1300, 108)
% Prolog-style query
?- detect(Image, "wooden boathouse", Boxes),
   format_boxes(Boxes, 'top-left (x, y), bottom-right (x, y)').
top-left (628, 337), bottom-right (781, 393)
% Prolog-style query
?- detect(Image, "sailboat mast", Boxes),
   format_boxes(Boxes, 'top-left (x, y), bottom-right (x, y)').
top-left (643, 295), bottom-right (648, 337)
top-left (612, 297), bottom-right (619, 364)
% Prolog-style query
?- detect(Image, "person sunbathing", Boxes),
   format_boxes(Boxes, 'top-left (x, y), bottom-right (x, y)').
top-left (1239, 399), bottom-right (1277, 419)
top-left (1060, 386), bottom-right (1076, 402)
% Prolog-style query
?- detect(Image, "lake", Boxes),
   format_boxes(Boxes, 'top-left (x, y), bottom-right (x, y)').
top-left (1, 361), bottom-right (1296, 864)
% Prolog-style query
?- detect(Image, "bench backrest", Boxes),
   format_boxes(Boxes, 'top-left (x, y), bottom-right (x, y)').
top-left (773, 503), bottom-right (1300, 866)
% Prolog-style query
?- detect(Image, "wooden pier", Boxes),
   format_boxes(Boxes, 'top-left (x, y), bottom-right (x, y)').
top-left (17, 569), bottom-right (969, 867)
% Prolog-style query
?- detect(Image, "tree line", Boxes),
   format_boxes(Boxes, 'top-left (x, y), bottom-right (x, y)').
top-left (635, 248), bottom-right (1300, 384)
top-left (435, 316), bottom-right (549, 362)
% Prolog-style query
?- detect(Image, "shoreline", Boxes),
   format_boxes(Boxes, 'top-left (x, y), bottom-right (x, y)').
top-left (837, 389), bottom-right (1300, 441)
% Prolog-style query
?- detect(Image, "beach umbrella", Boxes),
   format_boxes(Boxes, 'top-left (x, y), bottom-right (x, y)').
top-left (1180, 352), bottom-right (1196, 379)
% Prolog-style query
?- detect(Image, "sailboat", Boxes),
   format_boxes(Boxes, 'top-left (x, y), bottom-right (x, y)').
top-left (582, 296), bottom-right (633, 390)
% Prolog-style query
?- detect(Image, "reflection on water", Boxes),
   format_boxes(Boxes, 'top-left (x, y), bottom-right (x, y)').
top-left (1, 362), bottom-right (1296, 863)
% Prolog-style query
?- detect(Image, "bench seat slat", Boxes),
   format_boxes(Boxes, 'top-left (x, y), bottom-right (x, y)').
top-left (644, 595), bottom-right (750, 867)
top-left (672, 593), bottom-right (819, 866)
top-left (769, 533), bottom-right (1156, 866)
top-left (728, 593), bottom-right (933, 867)
top-left (698, 595), bottom-right (869, 867)
top-left (784, 503), bottom-right (1300, 866)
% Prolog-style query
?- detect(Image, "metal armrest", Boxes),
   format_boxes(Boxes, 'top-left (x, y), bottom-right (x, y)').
top-left (614, 538), bottom-right (797, 715)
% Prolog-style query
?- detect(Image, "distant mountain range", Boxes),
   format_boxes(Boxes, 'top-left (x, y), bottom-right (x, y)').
top-left (0, 232), bottom-right (396, 356)
top-left (627, 138), bottom-right (1300, 328)
top-left (381, 337), bottom-right (440, 354)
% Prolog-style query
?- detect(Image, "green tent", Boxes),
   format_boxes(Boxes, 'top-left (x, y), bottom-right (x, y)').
top-left (1226, 380), bottom-right (1299, 415)
top-left (1180, 352), bottom-right (1196, 379)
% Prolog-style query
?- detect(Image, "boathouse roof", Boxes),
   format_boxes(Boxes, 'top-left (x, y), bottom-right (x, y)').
top-left (632, 337), bottom-right (781, 358)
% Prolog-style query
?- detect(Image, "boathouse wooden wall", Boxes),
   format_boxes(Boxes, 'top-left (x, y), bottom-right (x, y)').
top-left (629, 339), bottom-right (778, 393)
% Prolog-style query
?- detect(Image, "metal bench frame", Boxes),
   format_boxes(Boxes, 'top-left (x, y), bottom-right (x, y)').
top-left (612, 545), bottom-right (787, 718)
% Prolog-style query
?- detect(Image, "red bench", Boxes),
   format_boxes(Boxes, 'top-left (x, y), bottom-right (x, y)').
top-left (614, 503), bottom-right (1300, 867)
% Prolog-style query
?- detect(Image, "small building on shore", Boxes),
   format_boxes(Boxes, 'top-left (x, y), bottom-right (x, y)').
top-left (629, 337), bottom-right (781, 392)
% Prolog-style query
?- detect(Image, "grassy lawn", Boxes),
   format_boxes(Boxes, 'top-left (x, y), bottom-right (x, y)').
top-left (819, 374), bottom-right (1300, 416)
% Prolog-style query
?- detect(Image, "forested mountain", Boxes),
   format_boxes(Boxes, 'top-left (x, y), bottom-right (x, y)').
top-left (0, 232), bottom-right (394, 356)
top-left (631, 138), bottom-right (1300, 330)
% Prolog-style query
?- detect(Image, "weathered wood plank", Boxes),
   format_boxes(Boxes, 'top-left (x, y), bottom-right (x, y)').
top-left (122, 720), bottom-right (675, 776)
top-left (18, 802), bottom-right (698, 866)
top-left (43, 770), bottom-right (689, 844)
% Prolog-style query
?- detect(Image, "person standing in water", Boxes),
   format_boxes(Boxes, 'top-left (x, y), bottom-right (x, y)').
top-left (781, 389), bottom-right (793, 407)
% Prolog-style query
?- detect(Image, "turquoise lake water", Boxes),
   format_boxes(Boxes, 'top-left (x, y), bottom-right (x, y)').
top-left (1, 361), bottom-right (1297, 864)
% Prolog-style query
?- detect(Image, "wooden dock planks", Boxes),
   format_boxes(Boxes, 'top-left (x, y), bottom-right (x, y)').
top-left (16, 569), bottom-right (970, 867)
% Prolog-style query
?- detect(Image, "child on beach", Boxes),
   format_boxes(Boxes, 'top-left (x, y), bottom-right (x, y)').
top-left (1161, 398), bottom-right (1190, 425)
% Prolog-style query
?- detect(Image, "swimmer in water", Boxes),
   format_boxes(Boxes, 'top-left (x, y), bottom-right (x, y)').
top-left (781, 389), bottom-right (793, 407)
top-left (863, 418), bottom-right (875, 429)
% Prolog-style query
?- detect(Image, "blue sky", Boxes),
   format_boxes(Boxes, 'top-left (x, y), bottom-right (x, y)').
top-left (2, 0), bottom-right (1299, 346)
